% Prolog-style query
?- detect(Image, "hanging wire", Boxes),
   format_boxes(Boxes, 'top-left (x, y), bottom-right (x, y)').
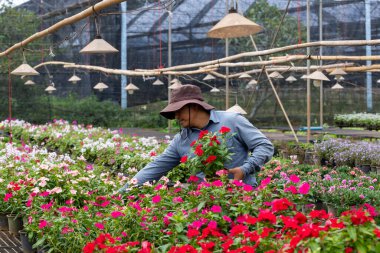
top-left (7, 55), bottom-right (13, 143)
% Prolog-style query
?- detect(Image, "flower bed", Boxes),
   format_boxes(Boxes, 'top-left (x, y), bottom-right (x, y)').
top-left (334, 113), bottom-right (380, 130)
top-left (0, 120), bottom-right (379, 252)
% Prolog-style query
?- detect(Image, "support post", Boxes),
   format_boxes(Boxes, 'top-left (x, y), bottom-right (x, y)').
top-left (121, 2), bottom-right (127, 109)
top-left (306, 0), bottom-right (311, 142)
top-left (365, 0), bottom-right (373, 112)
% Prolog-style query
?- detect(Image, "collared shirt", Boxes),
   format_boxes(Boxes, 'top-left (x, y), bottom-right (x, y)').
top-left (132, 110), bottom-right (274, 186)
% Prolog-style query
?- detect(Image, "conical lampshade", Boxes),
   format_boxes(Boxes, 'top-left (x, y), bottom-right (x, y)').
top-left (331, 83), bottom-right (344, 90)
top-left (24, 80), bottom-right (35, 85)
top-left (153, 79), bottom-right (164, 85)
top-left (268, 71), bottom-right (284, 79)
top-left (300, 74), bottom-right (307, 79)
top-left (68, 74), bottom-right (81, 84)
top-left (11, 63), bottom-right (39, 76)
top-left (226, 104), bottom-right (247, 115)
top-left (80, 35), bottom-right (118, 54)
top-left (169, 81), bottom-right (182, 90)
top-left (93, 82), bottom-right (109, 92)
top-left (307, 70), bottom-right (330, 81)
top-left (210, 87), bottom-right (220, 93)
top-left (203, 74), bottom-right (215, 81)
top-left (329, 68), bottom-right (347, 76)
top-left (248, 79), bottom-right (258, 85)
top-left (286, 75), bottom-right (297, 83)
top-left (238, 73), bottom-right (252, 79)
top-left (208, 8), bottom-right (262, 38)
top-left (125, 83), bottom-right (139, 94)
top-left (45, 85), bottom-right (56, 94)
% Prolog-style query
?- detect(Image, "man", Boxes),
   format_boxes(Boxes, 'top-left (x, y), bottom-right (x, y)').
top-left (120, 84), bottom-right (273, 190)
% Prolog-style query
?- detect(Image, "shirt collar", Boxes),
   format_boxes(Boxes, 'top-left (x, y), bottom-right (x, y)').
top-left (180, 109), bottom-right (219, 139)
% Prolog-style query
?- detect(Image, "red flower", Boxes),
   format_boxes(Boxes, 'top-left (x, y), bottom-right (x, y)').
top-left (219, 126), bottom-right (231, 134)
top-left (271, 198), bottom-right (294, 212)
top-left (205, 155), bottom-right (217, 164)
top-left (345, 247), bottom-right (354, 253)
top-left (187, 175), bottom-right (199, 183)
top-left (194, 144), bottom-right (204, 156)
top-left (374, 228), bottom-right (380, 238)
top-left (258, 209), bottom-right (277, 224)
top-left (180, 156), bottom-right (188, 163)
top-left (186, 228), bottom-right (199, 238)
top-left (190, 140), bottom-right (196, 147)
top-left (199, 130), bottom-right (209, 139)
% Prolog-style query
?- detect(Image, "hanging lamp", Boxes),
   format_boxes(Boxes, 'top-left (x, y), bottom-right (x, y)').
top-left (80, 16), bottom-right (118, 54)
top-left (207, 7), bottom-right (262, 38)
top-left (11, 50), bottom-right (39, 76)
top-left (210, 87), bottom-right (220, 93)
top-left (24, 80), bottom-right (35, 85)
top-left (68, 73), bottom-right (81, 84)
top-left (203, 74), bottom-right (215, 81)
top-left (125, 82), bottom-right (139, 94)
top-left (329, 68), bottom-right (347, 79)
top-left (300, 74), bottom-right (307, 79)
top-left (93, 82), bottom-right (109, 92)
top-left (331, 82), bottom-right (344, 90)
top-left (226, 104), bottom-right (247, 114)
top-left (285, 75), bottom-right (297, 83)
top-left (238, 73), bottom-right (252, 79)
top-left (169, 81), bottom-right (182, 90)
top-left (45, 83), bottom-right (56, 94)
top-left (248, 79), bottom-right (258, 85)
top-left (153, 78), bottom-right (164, 85)
top-left (306, 70), bottom-right (329, 88)
top-left (268, 71), bottom-right (284, 79)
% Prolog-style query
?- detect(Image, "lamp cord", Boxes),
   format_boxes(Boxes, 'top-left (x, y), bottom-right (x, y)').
top-left (7, 55), bottom-right (13, 143)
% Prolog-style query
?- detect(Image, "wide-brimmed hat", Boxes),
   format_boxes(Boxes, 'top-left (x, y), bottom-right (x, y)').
top-left (160, 84), bottom-right (215, 119)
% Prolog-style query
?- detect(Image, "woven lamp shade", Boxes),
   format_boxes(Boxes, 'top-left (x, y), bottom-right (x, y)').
top-left (93, 82), bottom-right (109, 92)
top-left (331, 83), bottom-right (344, 90)
top-left (203, 74), bottom-right (215, 81)
top-left (268, 71), bottom-right (284, 79)
top-left (11, 63), bottom-right (39, 76)
top-left (125, 83), bottom-right (139, 94)
top-left (238, 73), bottom-right (252, 79)
top-left (226, 104), bottom-right (247, 115)
top-left (24, 80), bottom-right (35, 85)
top-left (329, 68), bottom-right (347, 76)
top-left (207, 9), bottom-right (262, 38)
top-left (68, 75), bottom-right (81, 84)
top-left (210, 87), bottom-right (220, 93)
top-left (45, 85), bottom-right (56, 94)
top-left (285, 75), bottom-right (297, 83)
top-left (80, 35), bottom-right (118, 54)
top-left (153, 79), bottom-right (164, 85)
top-left (307, 70), bottom-right (330, 81)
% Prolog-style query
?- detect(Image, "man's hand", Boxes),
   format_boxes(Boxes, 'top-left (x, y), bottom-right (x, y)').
top-left (229, 167), bottom-right (244, 181)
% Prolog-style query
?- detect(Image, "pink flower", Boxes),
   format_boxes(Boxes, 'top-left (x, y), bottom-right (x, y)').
top-left (299, 182), bottom-right (310, 194)
top-left (216, 170), bottom-right (228, 176)
top-left (289, 174), bottom-right (300, 183)
top-left (243, 184), bottom-right (253, 192)
top-left (259, 177), bottom-right (271, 189)
top-left (121, 231), bottom-right (128, 237)
top-left (95, 222), bottom-right (104, 230)
top-left (208, 220), bottom-right (218, 229)
top-left (223, 216), bottom-right (232, 223)
top-left (284, 185), bottom-right (298, 194)
top-left (211, 205), bottom-right (222, 213)
top-left (111, 211), bottom-right (125, 218)
top-left (152, 195), bottom-right (161, 204)
top-left (39, 220), bottom-right (48, 229)
top-left (4, 193), bottom-right (12, 202)
top-left (173, 197), bottom-right (183, 203)
top-left (212, 180), bottom-right (223, 187)
top-left (187, 175), bottom-right (199, 183)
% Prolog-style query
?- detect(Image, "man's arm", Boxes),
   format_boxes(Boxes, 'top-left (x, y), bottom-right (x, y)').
top-left (232, 114), bottom-right (274, 178)
top-left (119, 135), bottom-right (181, 192)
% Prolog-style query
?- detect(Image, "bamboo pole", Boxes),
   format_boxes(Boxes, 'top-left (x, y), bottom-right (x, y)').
top-left (0, 0), bottom-right (127, 57)
top-left (34, 61), bottom-right (75, 69)
top-left (137, 39), bottom-right (380, 72)
top-left (212, 63), bottom-right (355, 79)
top-left (63, 64), bottom-right (217, 76)
top-left (207, 55), bottom-right (380, 68)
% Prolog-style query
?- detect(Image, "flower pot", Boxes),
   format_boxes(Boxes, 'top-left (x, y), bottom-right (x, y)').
top-left (19, 230), bottom-right (35, 253)
top-left (0, 213), bottom-right (9, 231)
top-left (7, 214), bottom-right (23, 236)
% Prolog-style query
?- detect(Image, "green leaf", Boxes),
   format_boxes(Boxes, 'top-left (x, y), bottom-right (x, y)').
top-left (175, 223), bottom-right (184, 233)
top-left (347, 226), bottom-right (357, 241)
top-left (356, 243), bottom-right (367, 253)
top-left (32, 237), bottom-right (46, 248)
top-left (197, 201), bottom-right (206, 211)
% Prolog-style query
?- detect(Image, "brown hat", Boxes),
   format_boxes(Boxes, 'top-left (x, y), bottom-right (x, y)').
top-left (160, 84), bottom-right (215, 119)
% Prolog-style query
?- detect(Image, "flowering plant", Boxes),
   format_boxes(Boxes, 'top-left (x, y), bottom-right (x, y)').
top-left (181, 126), bottom-right (233, 179)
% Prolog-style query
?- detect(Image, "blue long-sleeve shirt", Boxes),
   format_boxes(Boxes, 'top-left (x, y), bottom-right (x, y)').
top-left (127, 110), bottom-right (273, 187)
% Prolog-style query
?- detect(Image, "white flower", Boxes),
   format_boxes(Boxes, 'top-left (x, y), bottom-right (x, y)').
top-left (70, 189), bottom-right (77, 195)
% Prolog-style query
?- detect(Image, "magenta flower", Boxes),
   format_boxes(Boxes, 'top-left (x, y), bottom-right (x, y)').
top-left (289, 174), bottom-right (300, 183)
top-left (211, 205), bottom-right (222, 213)
top-left (95, 222), bottom-right (104, 230)
top-left (4, 193), bottom-right (12, 202)
top-left (39, 220), bottom-right (48, 229)
top-left (111, 211), bottom-right (125, 218)
top-left (299, 182), bottom-right (310, 194)
top-left (243, 184), bottom-right (253, 192)
top-left (152, 195), bottom-right (161, 204)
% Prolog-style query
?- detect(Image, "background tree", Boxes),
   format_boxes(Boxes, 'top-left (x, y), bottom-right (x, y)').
top-left (230, 0), bottom-right (306, 122)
